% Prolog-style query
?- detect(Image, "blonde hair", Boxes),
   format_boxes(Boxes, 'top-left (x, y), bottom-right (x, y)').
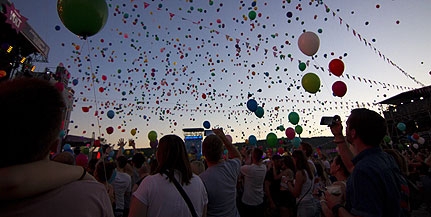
top-left (191, 160), bottom-right (205, 175)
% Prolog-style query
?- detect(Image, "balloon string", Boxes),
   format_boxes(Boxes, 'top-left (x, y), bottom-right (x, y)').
top-left (81, 37), bottom-right (108, 184)
top-left (84, 37), bottom-right (102, 139)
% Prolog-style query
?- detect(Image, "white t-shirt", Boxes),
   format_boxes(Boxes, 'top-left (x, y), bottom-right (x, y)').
top-left (112, 171), bottom-right (132, 210)
top-left (199, 158), bottom-right (241, 217)
top-left (240, 163), bottom-right (267, 206)
top-left (133, 172), bottom-right (208, 217)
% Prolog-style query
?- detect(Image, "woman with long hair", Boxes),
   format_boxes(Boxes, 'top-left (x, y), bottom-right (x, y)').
top-left (287, 150), bottom-right (318, 217)
top-left (129, 135), bottom-right (208, 217)
top-left (320, 155), bottom-right (350, 217)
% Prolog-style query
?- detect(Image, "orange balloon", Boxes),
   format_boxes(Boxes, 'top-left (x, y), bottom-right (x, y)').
top-left (0, 70), bottom-right (7, 78)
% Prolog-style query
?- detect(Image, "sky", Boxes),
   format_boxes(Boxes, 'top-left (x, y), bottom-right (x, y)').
top-left (8, 0), bottom-right (431, 148)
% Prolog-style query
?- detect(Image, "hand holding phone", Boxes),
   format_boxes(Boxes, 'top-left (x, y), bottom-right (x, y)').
top-left (320, 115), bottom-right (341, 126)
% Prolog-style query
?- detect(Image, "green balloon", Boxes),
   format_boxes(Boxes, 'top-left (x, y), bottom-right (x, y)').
top-left (254, 106), bottom-right (264, 118)
top-left (298, 62), bottom-right (306, 71)
top-left (301, 73), bottom-right (320, 93)
top-left (80, 146), bottom-right (89, 155)
top-left (295, 125), bottom-right (303, 135)
top-left (288, 112), bottom-right (300, 125)
top-left (266, 133), bottom-right (278, 147)
top-left (148, 130), bottom-right (158, 142)
top-left (248, 10), bottom-right (257, 20)
top-left (383, 135), bottom-right (391, 143)
top-left (57, 0), bottom-right (109, 37)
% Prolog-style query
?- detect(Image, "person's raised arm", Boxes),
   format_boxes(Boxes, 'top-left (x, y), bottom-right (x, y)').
top-left (213, 128), bottom-right (241, 160)
top-left (116, 138), bottom-right (127, 158)
top-left (287, 170), bottom-right (305, 198)
top-left (330, 116), bottom-right (354, 173)
top-left (129, 139), bottom-right (136, 155)
top-left (0, 160), bottom-right (94, 200)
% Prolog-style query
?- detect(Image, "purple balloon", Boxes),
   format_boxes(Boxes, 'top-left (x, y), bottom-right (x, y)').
top-left (150, 140), bottom-right (158, 149)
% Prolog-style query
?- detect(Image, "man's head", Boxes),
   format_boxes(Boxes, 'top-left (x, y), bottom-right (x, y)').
top-left (116, 155), bottom-right (128, 169)
top-left (299, 142), bottom-right (313, 158)
top-left (132, 152), bottom-right (146, 169)
top-left (251, 148), bottom-right (264, 163)
top-left (202, 134), bottom-right (224, 163)
top-left (0, 78), bottom-right (65, 168)
top-left (346, 108), bottom-right (387, 148)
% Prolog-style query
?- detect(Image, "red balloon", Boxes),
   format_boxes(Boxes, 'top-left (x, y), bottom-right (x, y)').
top-left (329, 59), bottom-right (344, 77)
top-left (106, 126), bottom-right (114, 134)
top-left (332, 81), bottom-right (347, 97)
top-left (102, 75), bottom-right (107, 81)
top-left (285, 127), bottom-right (295, 140)
top-left (412, 133), bottom-right (420, 140)
top-left (99, 87), bottom-right (104, 92)
top-left (94, 140), bottom-right (101, 147)
top-left (82, 107), bottom-right (90, 112)
top-left (278, 147), bottom-right (284, 155)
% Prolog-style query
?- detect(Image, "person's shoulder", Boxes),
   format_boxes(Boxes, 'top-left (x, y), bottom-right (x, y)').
top-left (116, 171), bottom-right (132, 180)
top-left (227, 158), bottom-right (241, 166)
top-left (191, 174), bottom-right (205, 185)
top-left (241, 164), bottom-right (251, 169)
top-left (63, 180), bottom-right (107, 192)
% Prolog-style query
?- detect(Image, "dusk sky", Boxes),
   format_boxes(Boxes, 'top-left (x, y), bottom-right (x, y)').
top-left (9, 0), bottom-right (431, 148)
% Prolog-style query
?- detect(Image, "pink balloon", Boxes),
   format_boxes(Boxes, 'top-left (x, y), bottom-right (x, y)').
top-left (285, 127), bottom-right (295, 140)
top-left (298, 31), bottom-right (320, 56)
top-left (75, 153), bottom-right (88, 167)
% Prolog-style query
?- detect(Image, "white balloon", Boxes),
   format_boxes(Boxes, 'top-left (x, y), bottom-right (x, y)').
top-left (298, 31), bottom-right (320, 56)
top-left (417, 137), bottom-right (425, 145)
top-left (413, 143), bottom-right (419, 149)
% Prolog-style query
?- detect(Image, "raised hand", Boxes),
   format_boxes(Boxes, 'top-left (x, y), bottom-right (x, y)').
top-left (117, 138), bottom-right (127, 147)
top-left (128, 139), bottom-right (135, 147)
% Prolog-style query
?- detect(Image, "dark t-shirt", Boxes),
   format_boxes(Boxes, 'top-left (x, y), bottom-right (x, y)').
top-left (346, 147), bottom-right (409, 217)
top-left (265, 168), bottom-right (281, 205)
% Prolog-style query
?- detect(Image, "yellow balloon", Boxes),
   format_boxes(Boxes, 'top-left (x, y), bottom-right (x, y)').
top-left (131, 128), bottom-right (137, 136)
top-left (301, 73), bottom-right (321, 93)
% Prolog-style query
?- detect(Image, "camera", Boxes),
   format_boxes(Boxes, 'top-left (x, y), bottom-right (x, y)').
top-left (320, 115), bottom-right (340, 126)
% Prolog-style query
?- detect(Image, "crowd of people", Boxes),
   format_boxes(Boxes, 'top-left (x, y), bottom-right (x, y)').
top-left (1, 78), bottom-right (431, 217)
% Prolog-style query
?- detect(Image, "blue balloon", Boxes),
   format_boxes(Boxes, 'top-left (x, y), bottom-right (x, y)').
top-left (247, 99), bottom-right (258, 112)
top-left (72, 79), bottom-right (79, 86)
top-left (397, 122), bottom-right (406, 131)
top-left (248, 135), bottom-right (257, 146)
top-left (63, 149), bottom-right (74, 155)
top-left (203, 120), bottom-right (211, 129)
top-left (59, 130), bottom-right (66, 138)
top-left (107, 110), bottom-right (115, 119)
top-left (63, 144), bottom-right (71, 150)
top-left (292, 137), bottom-right (302, 148)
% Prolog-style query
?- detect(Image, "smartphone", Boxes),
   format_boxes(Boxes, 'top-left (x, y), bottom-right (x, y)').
top-left (320, 116), bottom-right (335, 126)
